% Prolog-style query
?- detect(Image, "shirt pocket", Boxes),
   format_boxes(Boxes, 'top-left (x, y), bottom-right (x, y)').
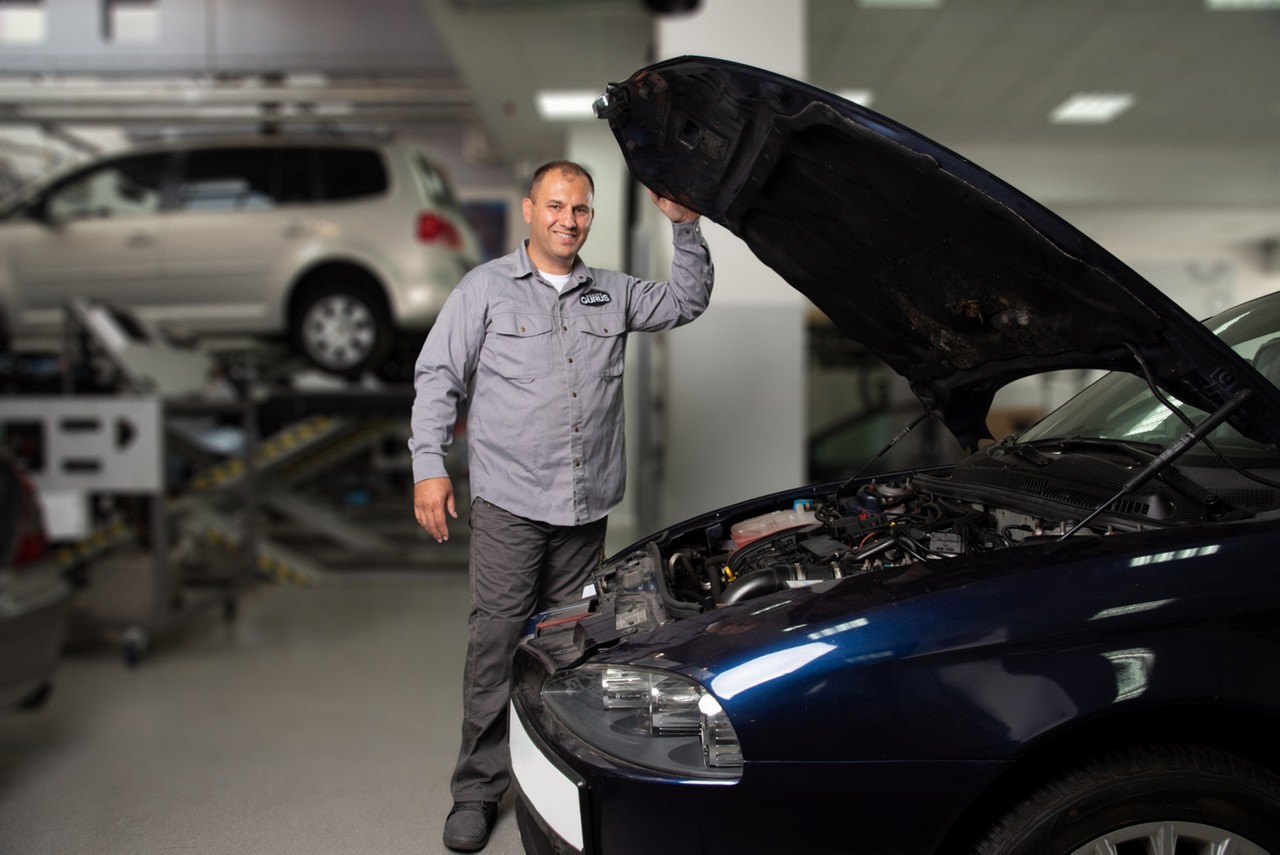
top-left (575, 311), bottom-right (627, 378)
top-left (487, 311), bottom-right (553, 379)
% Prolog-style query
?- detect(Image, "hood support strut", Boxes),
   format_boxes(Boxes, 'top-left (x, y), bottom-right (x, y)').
top-left (1059, 389), bottom-right (1253, 540)
top-left (842, 409), bottom-right (934, 492)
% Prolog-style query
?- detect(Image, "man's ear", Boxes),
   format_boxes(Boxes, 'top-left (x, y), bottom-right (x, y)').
top-left (522, 197), bottom-right (534, 224)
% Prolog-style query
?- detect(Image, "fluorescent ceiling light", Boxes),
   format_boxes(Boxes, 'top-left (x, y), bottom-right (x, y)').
top-left (0, 6), bottom-right (46, 43)
top-left (1205, 0), bottom-right (1280, 8)
top-left (109, 5), bottom-right (158, 43)
top-left (837, 89), bottom-right (875, 107)
top-left (535, 90), bottom-right (598, 121)
top-left (858, 0), bottom-right (943, 7)
top-left (1049, 93), bottom-right (1134, 124)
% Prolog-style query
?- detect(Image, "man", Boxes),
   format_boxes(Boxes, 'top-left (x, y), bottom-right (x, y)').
top-left (409, 160), bottom-right (713, 852)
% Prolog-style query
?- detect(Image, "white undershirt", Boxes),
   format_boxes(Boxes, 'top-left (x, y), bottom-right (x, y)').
top-left (540, 270), bottom-right (573, 293)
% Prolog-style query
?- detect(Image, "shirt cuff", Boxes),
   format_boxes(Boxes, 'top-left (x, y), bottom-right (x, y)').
top-left (412, 453), bottom-right (449, 484)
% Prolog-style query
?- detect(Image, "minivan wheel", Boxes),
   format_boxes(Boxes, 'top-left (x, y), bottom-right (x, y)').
top-left (973, 744), bottom-right (1280, 854)
top-left (293, 274), bottom-right (392, 376)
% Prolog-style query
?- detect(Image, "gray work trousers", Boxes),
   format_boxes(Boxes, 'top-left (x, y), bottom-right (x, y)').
top-left (450, 498), bottom-right (607, 802)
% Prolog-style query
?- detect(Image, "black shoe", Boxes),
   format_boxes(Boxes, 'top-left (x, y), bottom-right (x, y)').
top-left (443, 800), bottom-right (498, 852)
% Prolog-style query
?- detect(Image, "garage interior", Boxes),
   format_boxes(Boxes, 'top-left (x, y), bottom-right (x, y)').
top-left (2, 1), bottom-right (1280, 853)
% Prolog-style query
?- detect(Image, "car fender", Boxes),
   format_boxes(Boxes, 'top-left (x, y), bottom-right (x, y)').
top-left (597, 519), bottom-right (1280, 766)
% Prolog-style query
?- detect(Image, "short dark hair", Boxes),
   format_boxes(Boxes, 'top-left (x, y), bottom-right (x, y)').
top-left (529, 160), bottom-right (595, 198)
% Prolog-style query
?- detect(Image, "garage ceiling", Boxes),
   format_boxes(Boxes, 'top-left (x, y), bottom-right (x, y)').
top-left (429, 0), bottom-right (1280, 159)
top-left (2, 0), bottom-right (1279, 205)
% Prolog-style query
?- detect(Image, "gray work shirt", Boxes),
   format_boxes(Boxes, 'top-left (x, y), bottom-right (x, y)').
top-left (409, 219), bottom-right (713, 527)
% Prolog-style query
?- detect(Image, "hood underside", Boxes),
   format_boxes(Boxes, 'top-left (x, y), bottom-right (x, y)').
top-left (596, 56), bottom-right (1280, 450)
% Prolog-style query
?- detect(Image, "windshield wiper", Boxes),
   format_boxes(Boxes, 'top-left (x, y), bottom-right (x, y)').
top-left (1059, 390), bottom-right (1253, 539)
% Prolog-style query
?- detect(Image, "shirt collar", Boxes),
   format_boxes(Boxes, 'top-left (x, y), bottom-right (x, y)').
top-left (516, 240), bottom-right (594, 290)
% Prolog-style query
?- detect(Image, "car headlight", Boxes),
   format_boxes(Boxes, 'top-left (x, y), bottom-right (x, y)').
top-left (540, 664), bottom-right (743, 780)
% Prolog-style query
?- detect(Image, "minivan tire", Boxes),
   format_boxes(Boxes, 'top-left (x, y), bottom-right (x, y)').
top-left (292, 269), bottom-right (393, 377)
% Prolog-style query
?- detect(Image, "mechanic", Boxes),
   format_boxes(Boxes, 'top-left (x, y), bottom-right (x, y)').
top-left (408, 159), bottom-right (713, 852)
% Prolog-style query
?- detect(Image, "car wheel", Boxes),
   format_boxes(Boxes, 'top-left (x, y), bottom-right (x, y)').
top-left (973, 743), bottom-right (1280, 854)
top-left (292, 274), bottom-right (392, 376)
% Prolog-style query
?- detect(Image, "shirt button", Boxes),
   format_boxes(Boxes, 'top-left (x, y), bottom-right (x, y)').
top-left (574, 460), bottom-right (581, 468)
top-left (519, 326), bottom-right (526, 333)
top-left (573, 426), bottom-right (580, 433)
top-left (571, 391), bottom-right (577, 398)
top-left (567, 357), bottom-right (573, 363)
top-left (561, 325), bottom-right (567, 331)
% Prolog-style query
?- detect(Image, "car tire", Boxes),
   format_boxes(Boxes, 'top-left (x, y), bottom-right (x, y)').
top-left (973, 743), bottom-right (1280, 854)
top-left (292, 271), bottom-right (393, 377)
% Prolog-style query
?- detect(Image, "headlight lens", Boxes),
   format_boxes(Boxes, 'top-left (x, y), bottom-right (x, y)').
top-left (541, 664), bottom-right (743, 779)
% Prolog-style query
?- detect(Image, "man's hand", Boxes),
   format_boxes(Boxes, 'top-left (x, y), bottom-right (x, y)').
top-left (414, 476), bottom-right (456, 543)
top-left (649, 189), bottom-right (700, 224)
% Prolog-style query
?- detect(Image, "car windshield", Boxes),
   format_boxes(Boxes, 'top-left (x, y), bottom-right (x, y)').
top-left (1018, 292), bottom-right (1280, 463)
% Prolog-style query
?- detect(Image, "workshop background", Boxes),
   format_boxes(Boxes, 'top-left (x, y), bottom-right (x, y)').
top-left (2, 1), bottom-right (1280, 853)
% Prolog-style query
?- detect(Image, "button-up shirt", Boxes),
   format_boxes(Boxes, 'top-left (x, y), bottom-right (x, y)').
top-left (409, 220), bottom-right (713, 526)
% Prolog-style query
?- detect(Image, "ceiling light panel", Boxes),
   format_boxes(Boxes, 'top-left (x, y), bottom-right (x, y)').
top-left (857, 0), bottom-right (943, 6)
top-left (0, 5), bottom-right (46, 43)
top-left (1204, 0), bottom-right (1280, 9)
top-left (535, 90), bottom-right (599, 121)
top-left (837, 89), bottom-right (875, 107)
top-left (1049, 93), bottom-right (1135, 124)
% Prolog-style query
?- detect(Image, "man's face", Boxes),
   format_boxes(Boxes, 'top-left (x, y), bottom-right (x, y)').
top-left (523, 170), bottom-right (594, 274)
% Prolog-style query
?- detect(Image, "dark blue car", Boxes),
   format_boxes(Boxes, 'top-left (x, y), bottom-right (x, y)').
top-left (510, 57), bottom-right (1280, 854)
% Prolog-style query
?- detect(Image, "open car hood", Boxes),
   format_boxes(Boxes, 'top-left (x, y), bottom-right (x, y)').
top-left (595, 56), bottom-right (1280, 450)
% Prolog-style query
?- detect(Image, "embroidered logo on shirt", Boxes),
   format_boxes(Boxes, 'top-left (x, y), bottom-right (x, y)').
top-left (579, 290), bottom-right (612, 306)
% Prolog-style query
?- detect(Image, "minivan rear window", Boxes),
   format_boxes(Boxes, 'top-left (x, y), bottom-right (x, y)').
top-left (411, 153), bottom-right (459, 207)
top-left (316, 148), bottom-right (387, 201)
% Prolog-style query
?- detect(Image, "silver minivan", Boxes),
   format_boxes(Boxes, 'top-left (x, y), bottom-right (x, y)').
top-left (0, 136), bottom-right (480, 376)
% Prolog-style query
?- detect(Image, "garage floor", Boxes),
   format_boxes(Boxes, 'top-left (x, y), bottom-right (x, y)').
top-left (0, 569), bottom-right (528, 855)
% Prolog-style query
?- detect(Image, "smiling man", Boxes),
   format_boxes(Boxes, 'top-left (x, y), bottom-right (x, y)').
top-left (408, 160), bottom-right (713, 852)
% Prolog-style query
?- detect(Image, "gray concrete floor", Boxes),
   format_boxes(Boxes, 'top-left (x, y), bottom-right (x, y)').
top-left (0, 570), bottom-right (526, 855)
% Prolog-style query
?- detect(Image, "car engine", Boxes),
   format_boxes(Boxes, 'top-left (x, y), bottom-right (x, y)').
top-left (655, 478), bottom-right (1088, 609)
top-left (522, 476), bottom-right (1118, 669)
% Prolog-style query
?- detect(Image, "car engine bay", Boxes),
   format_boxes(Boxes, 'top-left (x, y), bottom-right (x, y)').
top-left (642, 476), bottom-right (1115, 613)
top-left (519, 435), bottom-right (1280, 672)
top-left (522, 470), bottom-right (1166, 669)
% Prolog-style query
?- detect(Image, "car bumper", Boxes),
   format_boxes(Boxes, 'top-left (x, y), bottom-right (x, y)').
top-left (510, 647), bottom-right (998, 855)
top-left (0, 563), bottom-right (72, 708)
top-left (386, 253), bottom-right (475, 330)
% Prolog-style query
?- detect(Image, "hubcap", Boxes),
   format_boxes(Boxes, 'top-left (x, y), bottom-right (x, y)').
top-left (1071, 821), bottom-right (1268, 855)
top-left (302, 294), bottom-right (376, 370)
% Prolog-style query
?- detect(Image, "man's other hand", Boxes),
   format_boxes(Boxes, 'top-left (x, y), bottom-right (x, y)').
top-left (414, 476), bottom-right (456, 543)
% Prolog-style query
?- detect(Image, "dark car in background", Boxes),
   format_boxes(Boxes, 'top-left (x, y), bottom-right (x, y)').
top-left (509, 57), bottom-right (1280, 854)
top-left (1, 453), bottom-right (71, 711)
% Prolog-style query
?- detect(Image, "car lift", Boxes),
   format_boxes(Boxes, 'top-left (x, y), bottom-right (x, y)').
top-left (0, 299), bottom-right (423, 664)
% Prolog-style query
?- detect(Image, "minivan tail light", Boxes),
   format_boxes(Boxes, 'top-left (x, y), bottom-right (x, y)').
top-left (417, 212), bottom-right (462, 248)
top-left (11, 468), bottom-right (48, 567)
